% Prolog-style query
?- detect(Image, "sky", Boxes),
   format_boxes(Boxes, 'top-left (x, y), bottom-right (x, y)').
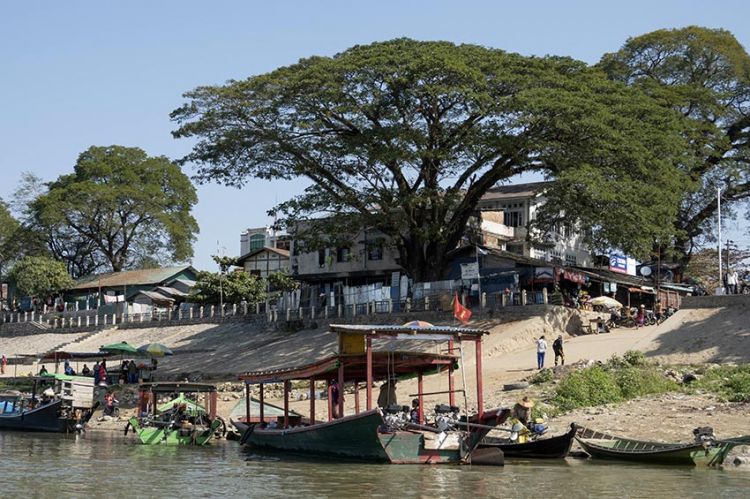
top-left (1, 1), bottom-right (749, 271)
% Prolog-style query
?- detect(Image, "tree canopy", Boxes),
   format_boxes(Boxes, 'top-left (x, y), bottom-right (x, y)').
top-left (8, 256), bottom-right (74, 299)
top-left (189, 270), bottom-right (266, 304)
top-left (173, 38), bottom-right (687, 279)
top-left (30, 146), bottom-right (199, 275)
top-left (599, 26), bottom-right (750, 263)
top-left (0, 201), bottom-right (20, 283)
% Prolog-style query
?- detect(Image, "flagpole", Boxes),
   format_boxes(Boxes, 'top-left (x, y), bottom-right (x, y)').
top-left (475, 244), bottom-right (482, 310)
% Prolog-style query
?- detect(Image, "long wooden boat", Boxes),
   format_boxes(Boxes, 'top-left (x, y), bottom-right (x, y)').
top-left (238, 323), bottom-right (504, 465)
top-left (244, 408), bottom-right (389, 460)
top-left (576, 427), bottom-right (736, 466)
top-left (0, 375), bottom-right (95, 433)
top-left (480, 423), bottom-right (577, 459)
top-left (0, 399), bottom-right (70, 432)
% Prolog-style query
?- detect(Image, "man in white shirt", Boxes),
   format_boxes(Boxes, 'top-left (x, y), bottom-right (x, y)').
top-left (536, 336), bottom-right (547, 369)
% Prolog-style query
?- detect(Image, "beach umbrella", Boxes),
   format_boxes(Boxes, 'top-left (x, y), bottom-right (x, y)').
top-left (403, 320), bottom-right (434, 328)
top-left (137, 343), bottom-right (174, 357)
top-left (99, 341), bottom-right (140, 355)
top-left (590, 296), bottom-right (623, 309)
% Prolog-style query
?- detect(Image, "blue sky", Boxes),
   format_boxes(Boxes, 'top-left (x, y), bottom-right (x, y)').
top-left (1, 1), bottom-right (749, 270)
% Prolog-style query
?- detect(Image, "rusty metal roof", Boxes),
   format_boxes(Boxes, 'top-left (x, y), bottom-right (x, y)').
top-left (329, 324), bottom-right (488, 337)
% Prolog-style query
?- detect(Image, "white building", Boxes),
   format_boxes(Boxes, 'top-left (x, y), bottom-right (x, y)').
top-left (477, 181), bottom-right (592, 267)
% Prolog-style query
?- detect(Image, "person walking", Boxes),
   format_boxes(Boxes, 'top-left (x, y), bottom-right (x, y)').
top-left (536, 336), bottom-right (547, 370)
top-left (1, 354), bottom-right (7, 375)
top-left (727, 270), bottom-right (737, 295)
top-left (552, 335), bottom-right (564, 366)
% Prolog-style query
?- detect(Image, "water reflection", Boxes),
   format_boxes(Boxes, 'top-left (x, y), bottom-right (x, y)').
top-left (0, 432), bottom-right (748, 498)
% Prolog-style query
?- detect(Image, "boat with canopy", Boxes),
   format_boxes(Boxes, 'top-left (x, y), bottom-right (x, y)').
top-left (125, 382), bottom-right (225, 445)
top-left (238, 323), bottom-right (507, 464)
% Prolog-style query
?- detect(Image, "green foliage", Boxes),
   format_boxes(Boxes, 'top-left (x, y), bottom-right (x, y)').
top-left (529, 368), bottom-right (554, 385)
top-left (173, 38), bottom-right (685, 279)
top-left (30, 146), bottom-right (199, 275)
top-left (8, 256), bottom-right (74, 298)
top-left (551, 356), bottom-right (678, 412)
top-left (189, 270), bottom-right (266, 305)
top-left (267, 270), bottom-right (300, 293)
top-left (530, 401), bottom-right (562, 420)
top-left (600, 26), bottom-right (750, 263)
top-left (553, 366), bottom-right (623, 411)
top-left (212, 255), bottom-right (239, 273)
top-left (0, 201), bottom-right (20, 278)
top-left (691, 365), bottom-right (750, 402)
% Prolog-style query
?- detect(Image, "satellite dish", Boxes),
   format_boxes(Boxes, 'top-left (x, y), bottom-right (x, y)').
top-left (640, 266), bottom-right (652, 277)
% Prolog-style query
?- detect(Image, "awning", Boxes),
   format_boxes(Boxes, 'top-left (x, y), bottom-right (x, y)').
top-left (628, 287), bottom-right (655, 294)
top-left (561, 269), bottom-right (586, 284)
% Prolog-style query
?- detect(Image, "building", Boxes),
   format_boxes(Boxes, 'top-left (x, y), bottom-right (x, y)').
top-left (65, 265), bottom-right (198, 309)
top-left (239, 227), bottom-right (291, 256)
top-left (477, 181), bottom-right (592, 267)
top-left (237, 247), bottom-right (291, 278)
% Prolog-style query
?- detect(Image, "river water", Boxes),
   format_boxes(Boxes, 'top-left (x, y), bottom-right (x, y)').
top-left (1, 431), bottom-right (749, 498)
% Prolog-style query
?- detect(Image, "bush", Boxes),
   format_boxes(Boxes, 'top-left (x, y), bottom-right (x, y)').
top-left (615, 367), bottom-right (677, 399)
top-left (529, 368), bottom-right (554, 385)
top-left (553, 366), bottom-right (622, 411)
top-left (692, 365), bottom-right (750, 402)
top-left (623, 350), bottom-right (646, 367)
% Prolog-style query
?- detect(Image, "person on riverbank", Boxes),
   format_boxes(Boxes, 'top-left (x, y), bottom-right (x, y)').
top-left (1, 354), bottom-right (7, 375)
top-left (536, 336), bottom-right (547, 369)
top-left (98, 361), bottom-right (108, 386)
top-left (93, 361), bottom-right (100, 385)
top-left (636, 305), bottom-right (646, 329)
top-left (103, 391), bottom-right (118, 416)
top-left (128, 360), bottom-right (138, 384)
top-left (378, 376), bottom-right (398, 408)
top-left (553, 335), bottom-right (564, 366)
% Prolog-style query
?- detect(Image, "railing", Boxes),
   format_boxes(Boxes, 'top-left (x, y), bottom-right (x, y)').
top-left (1, 289), bottom-right (551, 331)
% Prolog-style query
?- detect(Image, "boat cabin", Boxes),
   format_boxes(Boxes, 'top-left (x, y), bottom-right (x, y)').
top-left (136, 382), bottom-right (219, 420)
top-left (238, 323), bottom-right (489, 428)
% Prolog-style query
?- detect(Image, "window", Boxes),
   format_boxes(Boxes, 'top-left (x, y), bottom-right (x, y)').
top-left (249, 234), bottom-right (265, 251)
top-left (504, 211), bottom-right (522, 227)
top-left (318, 249), bottom-right (326, 267)
top-left (368, 244), bottom-right (383, 261)
top-left (565, 254), bottom-right (577, 266)
top-left (336, 247), bottom-right (350, 263)
top-left (249, 269), bottom-right (261, 277)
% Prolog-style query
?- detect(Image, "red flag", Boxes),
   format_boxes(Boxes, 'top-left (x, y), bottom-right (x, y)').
top-left (453, 293), bottom-right (472, 324)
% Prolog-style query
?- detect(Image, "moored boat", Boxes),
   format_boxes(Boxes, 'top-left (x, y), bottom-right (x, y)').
top-left (576, 427), bottom-right (737, 466)
top-left (480, 423), bottom-right (577, 459)
top-left (0, 375), bottom-right (95, 433)
top-left (126, 382), bottom-right (225, 445)
top-left (239, 323), bottom-right (506, 465)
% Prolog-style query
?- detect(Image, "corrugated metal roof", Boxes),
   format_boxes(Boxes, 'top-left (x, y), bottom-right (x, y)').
top-left (72, 265), bottom-right (195, 290)
top-left (482, 181), bottom-right (552, 200)
top-left (328, 324), bottom-right (488, 336)
top-left (155, 286), bottom-right (188, 298)
top-left (135, 290), bottom-right (175, 302)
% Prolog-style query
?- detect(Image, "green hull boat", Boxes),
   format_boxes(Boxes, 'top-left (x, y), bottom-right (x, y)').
top-left (127, 416), bottom-right (222, 445)
top-left (243, 409), bottom-right (389, 461)
top-left (576, 427), bottom-right (739, 466)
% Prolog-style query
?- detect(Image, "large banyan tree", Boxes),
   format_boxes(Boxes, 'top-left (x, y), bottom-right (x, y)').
top-left (172, 38), bottom-right (687, 280)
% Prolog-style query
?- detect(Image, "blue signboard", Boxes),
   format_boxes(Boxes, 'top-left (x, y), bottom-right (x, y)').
top-left (609, 254), bottom-right (628, 274)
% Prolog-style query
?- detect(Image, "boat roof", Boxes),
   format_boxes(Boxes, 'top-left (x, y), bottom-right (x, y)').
top-left (239, 350), bottom-right (456, 384)
top-left (138, 382), bottom-right (217, 393)
top-left (329, 324), bottom-right (488, 339)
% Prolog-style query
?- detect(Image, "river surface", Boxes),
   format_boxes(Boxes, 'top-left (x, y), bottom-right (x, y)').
top-left (1, 431), bottom-right (749, 498)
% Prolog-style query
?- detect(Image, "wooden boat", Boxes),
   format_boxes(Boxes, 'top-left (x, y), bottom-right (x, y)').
top-left (239, 323), bottom-right (506, 465)
top-left (0, 375), bottom-right (95, 433)
top-left (480, 423), bottom-right (577, 459)
top-left (576, 427), bottom-right (737, 466)
top-left (126, 382), bottom-right (225, 445)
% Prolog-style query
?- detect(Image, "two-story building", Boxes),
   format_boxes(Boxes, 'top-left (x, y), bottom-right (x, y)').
top-left (477, 181), bottom-right (592, 267)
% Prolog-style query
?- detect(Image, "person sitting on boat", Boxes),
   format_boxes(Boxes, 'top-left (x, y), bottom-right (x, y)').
top-left (330, 380), bottom-right (341, 419)
top-left (410, 398), bottom-right (420, 423)
top-left (103, 391), bottom-right (118, 416)
top-left (511, 396), bottom-right (534, 427)
top-left (40, 387), bottom-right (55, 405)
top-left (38, 365), bottom-right (48, 376)
top-left (377, 376), bottom-right (398, 408)
top-left (81, 364), bottom-right (91, 376)
top-left (64, 360), bottom-right (75, 376)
